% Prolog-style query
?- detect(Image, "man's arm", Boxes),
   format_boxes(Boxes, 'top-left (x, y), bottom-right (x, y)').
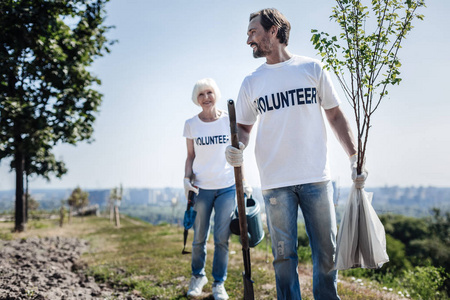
top-left (237, 123), bottom-right (254, 147)
top-left (325, 106), bottom-right (357, 157)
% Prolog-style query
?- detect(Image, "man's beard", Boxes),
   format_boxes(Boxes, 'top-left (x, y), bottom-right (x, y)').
top-left (252, 36), bottom-right (272, 58)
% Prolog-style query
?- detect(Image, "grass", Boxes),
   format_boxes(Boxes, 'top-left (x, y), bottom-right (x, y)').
top-left (0, 215), bottom-right (407, 299)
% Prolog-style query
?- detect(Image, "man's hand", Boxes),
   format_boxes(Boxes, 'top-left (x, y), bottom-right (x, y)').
top-left (183, 178), bottom-right (199, 200)
top-left (225, 142), bottom-right (245, 167)
top-left (350, 154), bottom-right (368, 189)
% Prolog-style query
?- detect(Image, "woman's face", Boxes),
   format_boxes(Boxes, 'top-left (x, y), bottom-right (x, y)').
top-left (197, 88), bottom-right (216, 109)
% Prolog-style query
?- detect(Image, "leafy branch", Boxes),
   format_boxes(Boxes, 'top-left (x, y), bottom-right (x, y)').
top-left (311, 0), bottom-right (425, 174)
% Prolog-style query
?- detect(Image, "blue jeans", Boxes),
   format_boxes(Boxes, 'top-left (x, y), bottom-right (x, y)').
top-left (191, 185), bottom-right (236, 283)
top-left (262, 181), bottom-right (340, 300)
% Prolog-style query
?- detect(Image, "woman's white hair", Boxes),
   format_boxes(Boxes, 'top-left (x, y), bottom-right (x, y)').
top-left (191, 78), bottom-right (221, 106)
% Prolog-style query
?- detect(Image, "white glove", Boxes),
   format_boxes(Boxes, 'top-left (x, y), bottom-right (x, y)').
top-left (184, 178), bottom-right (199, 200)
top-left (225, 142), bottom-right (245, 167)
top-left (243, 180), bottom-right (253, 198)
top-left (350, 154), bottom-right (368, 189)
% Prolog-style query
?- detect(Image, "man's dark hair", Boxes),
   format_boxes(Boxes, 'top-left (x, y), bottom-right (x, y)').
top-left (250, 8), bottom-right (291, 46)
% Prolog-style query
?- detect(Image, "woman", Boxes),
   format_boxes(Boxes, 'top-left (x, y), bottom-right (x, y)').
top-left (183, 78), bottom-right (250, 300)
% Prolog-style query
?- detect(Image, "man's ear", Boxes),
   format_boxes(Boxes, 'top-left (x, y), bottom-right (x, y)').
top-left (271, 25), bottom-right (278, 37)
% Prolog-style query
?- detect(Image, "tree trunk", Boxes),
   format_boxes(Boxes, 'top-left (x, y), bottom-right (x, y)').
top-left (114, 206), bottom-right (120, 228)
top-left (59, 206), bottom-right (64, 227)
top-left (11, 68), bottom-right (25, 232)
top-left (14, 147), bottom-right (25, 232)
top-left (110, 203), bottom-right (114, 224)
top-left (25, 174), bottom-right (29, 223)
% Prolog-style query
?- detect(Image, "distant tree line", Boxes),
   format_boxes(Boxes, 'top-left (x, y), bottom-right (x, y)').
top-left (119, 205), bottom-right (184, 226)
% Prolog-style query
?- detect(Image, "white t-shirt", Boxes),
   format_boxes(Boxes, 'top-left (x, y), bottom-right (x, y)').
top-left (183, 111), bottom-right (235, 189)
top-left (236, 55), bottom-right (341, 190)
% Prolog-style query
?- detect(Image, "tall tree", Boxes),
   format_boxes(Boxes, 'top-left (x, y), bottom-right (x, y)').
top-left (0, 0), bottom-right (114, 232)
top-left (68, 186), bottom-right (89, 211)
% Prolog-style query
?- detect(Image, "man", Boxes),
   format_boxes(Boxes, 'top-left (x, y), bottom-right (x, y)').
top-left (225, 8), bottom-right (363, 300)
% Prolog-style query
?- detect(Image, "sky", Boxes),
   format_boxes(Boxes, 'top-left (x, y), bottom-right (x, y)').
top-left (1, 0), bottom-right (449, 191)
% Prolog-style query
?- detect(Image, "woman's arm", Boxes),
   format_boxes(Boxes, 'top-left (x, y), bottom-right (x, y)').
top-left (184, 138), bottom-right (196, 179)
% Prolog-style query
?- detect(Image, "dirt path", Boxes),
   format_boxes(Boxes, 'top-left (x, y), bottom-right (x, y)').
top-left (0, 236), bottom-right (144, 300)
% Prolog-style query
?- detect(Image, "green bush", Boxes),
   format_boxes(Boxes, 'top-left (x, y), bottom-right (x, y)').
top-left (297, 223), bottom-right (309, 247)
top-left (381, 234), bottom-right (412, 276)
top-left (297, 223), bottom-right (312, 263)
top-left (298, 246), bottom-right (312, 263)
top-left (341, 267), bottom-right (375, 280)
top-left (398, 266), bottom-right (447, 300)
top-left (341, 234), bottom-right (412, 282)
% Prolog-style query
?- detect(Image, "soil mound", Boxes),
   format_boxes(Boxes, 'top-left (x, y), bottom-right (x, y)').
top-left (0, 236), bottom-right (144, 300)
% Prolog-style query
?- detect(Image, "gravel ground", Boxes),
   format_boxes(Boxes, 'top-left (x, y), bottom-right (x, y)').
top-left (0, 236), bottom-right (145, 300)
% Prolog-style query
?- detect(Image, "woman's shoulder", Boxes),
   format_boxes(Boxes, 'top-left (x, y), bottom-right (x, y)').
top-left (185, 110), bottom-right (228, 126)
top-left (218, 110), bottom-right (230, 123)
top-left (185, 114), bottom-right (200, 124)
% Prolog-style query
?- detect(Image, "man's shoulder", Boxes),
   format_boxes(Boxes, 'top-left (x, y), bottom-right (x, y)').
top-left (240, 55), bottom-right (324, 85)
top-left (291, 55), bottom-right (323, 67)
top-left (240, 67), bottom-right (264, 88)
top-left (244, 63), bottom-right (266, 78)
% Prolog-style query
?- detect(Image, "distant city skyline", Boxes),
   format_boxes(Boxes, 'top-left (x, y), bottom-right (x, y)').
top-left (1, 186), bottom-right (448, 220)
top-left (1, 0), bottom-right (449, 191)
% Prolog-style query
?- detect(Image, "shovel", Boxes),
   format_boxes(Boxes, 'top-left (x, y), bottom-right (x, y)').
top-left (182, 189), bottom-right (197, 254)
top-left (228, 99), bottom-right (255, 300)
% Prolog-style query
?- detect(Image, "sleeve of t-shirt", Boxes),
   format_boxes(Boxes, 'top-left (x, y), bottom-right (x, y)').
top-left (316, 62), bottom-right (341, 110)
top-left (236, 78), bottom-right (258, 125)
top-left (183, 119), bottom-right (192, 139)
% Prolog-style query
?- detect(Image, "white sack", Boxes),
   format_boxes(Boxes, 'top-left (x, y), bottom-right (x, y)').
top-left (335, 185), bottom-right (389, 270)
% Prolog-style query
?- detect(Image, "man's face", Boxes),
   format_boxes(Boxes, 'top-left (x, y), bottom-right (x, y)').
top-left (247, 16), bottom-right (273, 58)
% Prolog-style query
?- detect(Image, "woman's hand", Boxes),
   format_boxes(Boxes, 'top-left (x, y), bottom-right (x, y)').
top-left (184, 178), bottom-right (199, 200)
top-left (243, 179), bottom-right (253, 198)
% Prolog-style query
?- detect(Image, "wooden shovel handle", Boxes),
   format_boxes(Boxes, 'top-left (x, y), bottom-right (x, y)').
top-left (228, 100), bottom-right (250, 251)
